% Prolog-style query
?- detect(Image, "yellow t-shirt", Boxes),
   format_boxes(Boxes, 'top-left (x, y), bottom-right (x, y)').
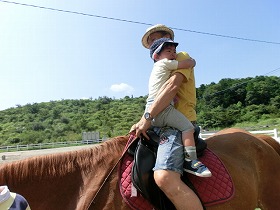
top-left (172, 51), bottom-right (197, 121)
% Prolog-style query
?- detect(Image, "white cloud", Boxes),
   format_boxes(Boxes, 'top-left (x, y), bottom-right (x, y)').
top-left (110, 83), bottom-right (135, 94)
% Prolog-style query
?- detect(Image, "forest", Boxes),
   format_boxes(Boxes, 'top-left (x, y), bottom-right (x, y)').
top-left (0, 75), bottom-right (279, 146)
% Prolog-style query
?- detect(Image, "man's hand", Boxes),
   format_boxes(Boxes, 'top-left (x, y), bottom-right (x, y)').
top-left (129, 117), bottom-right (151, 139)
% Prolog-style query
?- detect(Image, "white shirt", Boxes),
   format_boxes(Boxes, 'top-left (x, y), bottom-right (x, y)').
top-left (147, 58), bottom-right (178, 102)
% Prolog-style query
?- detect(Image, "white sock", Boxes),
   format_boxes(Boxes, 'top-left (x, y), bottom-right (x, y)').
top-left (184, 146), bottom-right (197, 161)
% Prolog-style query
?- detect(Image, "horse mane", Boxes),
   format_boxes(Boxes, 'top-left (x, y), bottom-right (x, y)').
top-left (0, 136), bottom-right (128, 184)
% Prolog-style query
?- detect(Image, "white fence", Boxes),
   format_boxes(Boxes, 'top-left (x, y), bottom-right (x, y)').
top-left (0, 139), bottom-right (104, 153)
top-left (0, 129), bottom-right (279, 153)
top-left (0, 131), bottom-right (103, 153)
top-left (200, 128), bottom-right (279, 142)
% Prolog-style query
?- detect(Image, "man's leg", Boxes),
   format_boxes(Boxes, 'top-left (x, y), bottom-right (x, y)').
top-left (153, 127), bottom-right (203, 210)
top-left (154, 170), bottom-right (203, 210)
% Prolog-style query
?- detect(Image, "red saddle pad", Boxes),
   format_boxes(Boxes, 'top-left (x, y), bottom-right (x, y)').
top-left (118, 137), bottom-right (234, 209)
top-left (187, 148), bottom-right (235, 206)
top-left (119, 152), bottom-right (154, 210)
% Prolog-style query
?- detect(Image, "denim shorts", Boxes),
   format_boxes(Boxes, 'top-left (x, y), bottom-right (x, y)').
top-left (152, 127), bottom-right (184, 175)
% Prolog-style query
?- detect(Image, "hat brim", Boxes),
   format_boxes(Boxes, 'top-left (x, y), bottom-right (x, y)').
top-left (141, 25), bottom-right (174, 49)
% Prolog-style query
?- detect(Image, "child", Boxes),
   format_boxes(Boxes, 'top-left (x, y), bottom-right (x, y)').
top-left (144, 37), bottom-right (211, 177)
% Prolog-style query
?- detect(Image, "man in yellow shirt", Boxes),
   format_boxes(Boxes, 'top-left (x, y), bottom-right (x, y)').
top-left (131, 24), bottom-right (205, 210)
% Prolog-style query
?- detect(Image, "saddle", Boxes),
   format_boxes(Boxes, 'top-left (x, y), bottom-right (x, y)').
top-left (119, 129), bottom-right (234, 210)
top-left (130, 135), bottom-right (174, 210)
top-left (129, 130), bottom-right (203, 210)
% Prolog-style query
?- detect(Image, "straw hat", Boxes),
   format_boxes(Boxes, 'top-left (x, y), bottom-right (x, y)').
top-left (141, 24), bottom-right (174, 49)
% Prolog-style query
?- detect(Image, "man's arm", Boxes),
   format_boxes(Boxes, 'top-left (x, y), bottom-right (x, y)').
top-left (177, 58), bottom-right (196, 69)
top-left (131, 72), bottom-right (184, 139)
top-left (148, 72), bottom-right (184, 117)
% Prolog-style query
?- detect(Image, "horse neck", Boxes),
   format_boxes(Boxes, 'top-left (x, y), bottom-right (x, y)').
top-left (77, 136), bottom-right (129, 209)
top-left (0, 136), bottom-right (129, 210)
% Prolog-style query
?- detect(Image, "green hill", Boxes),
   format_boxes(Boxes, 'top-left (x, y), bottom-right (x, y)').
top-left (0, 75), bottom-right (279, 146)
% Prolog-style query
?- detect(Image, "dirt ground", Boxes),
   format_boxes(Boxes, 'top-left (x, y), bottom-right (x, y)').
top-left (0, 145), bottom-right (93, 164)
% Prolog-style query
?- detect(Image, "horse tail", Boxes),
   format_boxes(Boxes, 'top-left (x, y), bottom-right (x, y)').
top-left (256, 134), bottom-right (280, 156)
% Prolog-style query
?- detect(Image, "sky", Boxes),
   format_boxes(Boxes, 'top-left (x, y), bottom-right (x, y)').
top-left (0, 0), bottom-right (279, 111)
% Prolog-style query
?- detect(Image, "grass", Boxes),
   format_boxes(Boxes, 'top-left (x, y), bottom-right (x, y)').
top-left (234, 118), bottom-right (280, 131)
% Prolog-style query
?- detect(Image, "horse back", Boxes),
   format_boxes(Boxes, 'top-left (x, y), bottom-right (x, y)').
top-left (206, 128), bottom-right (280, 210)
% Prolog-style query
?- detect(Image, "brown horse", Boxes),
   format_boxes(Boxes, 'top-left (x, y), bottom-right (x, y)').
top-left (0, 128), bottom-right (279, 210)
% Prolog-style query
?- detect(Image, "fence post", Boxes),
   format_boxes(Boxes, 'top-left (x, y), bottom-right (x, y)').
top-left (274, 128), bottom-right (278, 139)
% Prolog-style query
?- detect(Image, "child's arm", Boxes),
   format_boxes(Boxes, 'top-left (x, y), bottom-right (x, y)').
top-left (177, 58), bottom-right (196, 69)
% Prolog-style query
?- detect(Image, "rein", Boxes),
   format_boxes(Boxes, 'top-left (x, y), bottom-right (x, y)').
top-left (86, 134), bottom-right (138, 210)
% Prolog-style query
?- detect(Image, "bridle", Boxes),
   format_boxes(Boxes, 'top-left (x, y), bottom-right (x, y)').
top-left (86, 134), bottom-right (138, 209)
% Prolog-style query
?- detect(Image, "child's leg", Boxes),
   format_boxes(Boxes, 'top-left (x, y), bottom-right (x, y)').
top-left (182, 130), bottom-right (197, 160)
top-left (182, 130), bottom-right (195, 146)
top-left (153, 106), bottom-right (211, 177)
top-left (182, 131), bottom-right (212, 177)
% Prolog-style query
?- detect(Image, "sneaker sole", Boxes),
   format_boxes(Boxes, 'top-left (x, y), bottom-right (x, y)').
top-left (184, 169), bottom-right (212, 177)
